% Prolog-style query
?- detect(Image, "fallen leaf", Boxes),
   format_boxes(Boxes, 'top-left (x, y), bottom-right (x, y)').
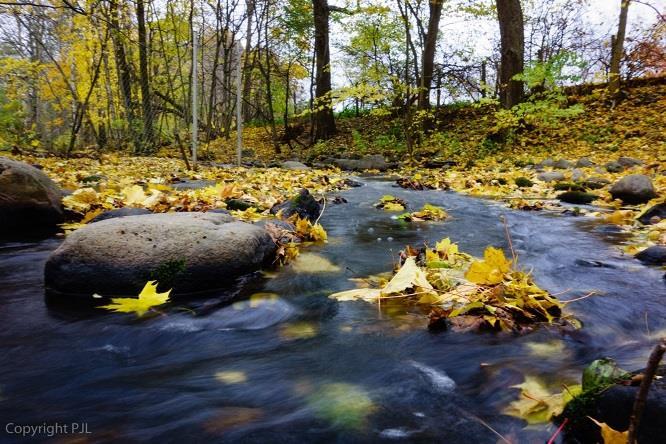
top-left (100, 281), bottom-right (171, 317)
top-left (588, 417), bottom-right (628, 444)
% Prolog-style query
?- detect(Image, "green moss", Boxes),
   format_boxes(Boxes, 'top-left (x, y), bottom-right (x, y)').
top-left (553, 182), bottom-right (586, 192)
top-left (150, 259), bottom-right (187, 287)
top-left (515, 177), bottom-right (534, 188)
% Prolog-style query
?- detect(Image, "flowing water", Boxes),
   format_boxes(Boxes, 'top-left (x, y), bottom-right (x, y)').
top-left (1, 178), bottom-right (664, 443)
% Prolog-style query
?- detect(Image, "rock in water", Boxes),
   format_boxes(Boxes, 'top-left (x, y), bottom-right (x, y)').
top-left (270, 188), bottom-right (321, 222)
top-left (333, 154), bottom-right (390, 171)
top-left (89, 207), bottom-right (152, 223)
top-left (609, 174), bottom-right (657, 204)
top-left (0, 157), bottom-right (64, 233)
top-left (635, 246), bottom-right (666, 265)
top-left (44, 212), bottom-right (277, 298)
top-left (638, 203), bottom-right (666, 225)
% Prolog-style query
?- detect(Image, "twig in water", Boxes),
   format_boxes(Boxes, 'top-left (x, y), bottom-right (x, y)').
top-left (644, 312), bottom-right (651, 338)
top-left (500, 215), bottom-right (517, 264)
top-left (562, 291), bottom-right (598, 304)
top-left (547, 418), bottom-right (568, 444)
top-left (314, 195), bottom-right (327, 225)
top-left (627, 338), bottom-right (666, 444)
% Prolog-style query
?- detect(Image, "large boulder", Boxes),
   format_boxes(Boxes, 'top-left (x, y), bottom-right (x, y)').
top-left (44, 212), bottom-right (277, 298)
top-left (0, 157), bottom-right (64, 233)
top-left (610, 174), bottom-right (657, 204)
top-left (333, 154), bottom-right (390, 171)
top-left (270, 188), bottom-right (321, 222)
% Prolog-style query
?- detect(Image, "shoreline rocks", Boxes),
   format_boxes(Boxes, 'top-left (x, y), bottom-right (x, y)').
top-left (609, 174), bottom-right (657, 204)
top-left (0, 157), bottom-right (64, 234)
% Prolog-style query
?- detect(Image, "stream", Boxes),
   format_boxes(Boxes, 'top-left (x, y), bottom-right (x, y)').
top-left (1, 177), bottom-right (664, 443)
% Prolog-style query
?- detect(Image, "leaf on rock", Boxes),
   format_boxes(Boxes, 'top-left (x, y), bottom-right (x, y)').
top-left (100, 281), bottom-right (171, 317)
top-left (588, 417), bottom-right (628, 444)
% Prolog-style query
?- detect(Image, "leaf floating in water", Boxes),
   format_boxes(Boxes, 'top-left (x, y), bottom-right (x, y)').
top-left (215, 371), bottom-right (248, 384)
top-left (503, 376), bottom-right (581, 424)
top-left (308, 383), bottom-right (375, 430)
top-left (465, 246), bottom-right (512, 285)
top-left (202, 407), bottom-right (263, 435)
top-left (279, 321), bottom-right (318, 340)
top-left (290, 253), bottom-right (341, 274)
top-left (375, 195), bottom-right (407, 211)
top-left (100, 281), bottom-right (171, 317)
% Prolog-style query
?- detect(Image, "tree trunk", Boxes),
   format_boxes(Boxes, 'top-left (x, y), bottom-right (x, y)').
top-left (242, 0), bottom-right (255, 122)
top-left (417, 0), bottom-right (443, 109)
top-left (496, 0), bottom-right (524, 109)
top-left (312, 0), bottom-right (336, 142)
top-left (609, 0), bottom-right (630, 98)
top-left (136, 0), bottom-right (155, 152)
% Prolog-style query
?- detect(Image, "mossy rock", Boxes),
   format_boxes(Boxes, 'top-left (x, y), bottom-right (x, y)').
top-left (553, 182), bottom-right (587, 192)
top-left (515, 177), bottom-right (534, 188)
top-left (557, 191), bottom-right (598, 205)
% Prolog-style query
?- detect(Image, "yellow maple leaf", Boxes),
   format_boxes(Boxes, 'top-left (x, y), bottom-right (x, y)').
top-left (382, 202), bottom-right (405, 211)
top-left (435, 237), bottom-right (459, 257)
top-left (100, 281), bottom-right (171, 317)
top-left (465, 246), bottom-right (512, 285)
top-left (381, 257), bottom-right (436, 297)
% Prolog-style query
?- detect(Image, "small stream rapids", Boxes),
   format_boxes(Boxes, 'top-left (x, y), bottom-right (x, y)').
top-left (0, 177), bottom-right (663, 443)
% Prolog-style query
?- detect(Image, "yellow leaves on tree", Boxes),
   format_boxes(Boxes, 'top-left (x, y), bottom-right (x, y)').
top-left (504, 376), bottom-right (581, 424)
top-left (465, 246), bottom-right (512, 285)
top-left (100, 281), bottom-right (171, 317)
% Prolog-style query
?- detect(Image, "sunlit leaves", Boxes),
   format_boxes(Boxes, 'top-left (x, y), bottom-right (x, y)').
top-left (307, 383), bottom-right (375, 430)
top-left (503, 376), bottom-right (581, 424)
top-left (100, 281), bottom-right (171, 317)
top-left (465, 247), bottom-right (512, 285)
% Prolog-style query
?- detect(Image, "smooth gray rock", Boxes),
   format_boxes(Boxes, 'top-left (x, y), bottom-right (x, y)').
top-left (537, 171), bottom-right (565, 182)
top-left (571, 169), bottom-right (585, 182)
top-left (609, 174), bottom-right (657, 204)
top-left (281, 161), bottom-right (310, 170)
top-left (617, 156), bottom-right (643, 168)
top-left (575, 157), bottom-right (595, 168)
top-left (553, 159), bottom-right (573, 169)
top-left (44, 212), bottom-right (276, 298)
top-left (89, 207), bottom-right (152, 223)
top-left (170, 179), bottom-right (216, 190)
top-left (635, 246), bottom-right (666, 265)
top-left (333, 154), bottom-right (390, 171)
top-left (605, 161), bottom-right (624, 173)
top-left (538, 158), bottom-right (555, 168)
top-left (0, 157), bottom-right (64, 232)
top-left (583, 177), bottom-right (611, 190)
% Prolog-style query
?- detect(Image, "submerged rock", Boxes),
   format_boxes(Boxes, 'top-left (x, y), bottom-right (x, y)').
top-left (610, 174), bottom-right (657, 204)
top-left (0, 156), bottom-right (64, 233)
top-left (44, 212), bottom-right (276, 298)
top-left (89, 207), bottom-right (152, 223)
top-left (270, 188), bottom-right (321, 222)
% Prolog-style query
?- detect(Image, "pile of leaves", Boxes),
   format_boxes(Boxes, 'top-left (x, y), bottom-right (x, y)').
top-left (330, 238), bottom-right (568, 333)
top-left (375, 195), bottom-right (407, 211)
top-left (397, 204), bottom-right (448, 222)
